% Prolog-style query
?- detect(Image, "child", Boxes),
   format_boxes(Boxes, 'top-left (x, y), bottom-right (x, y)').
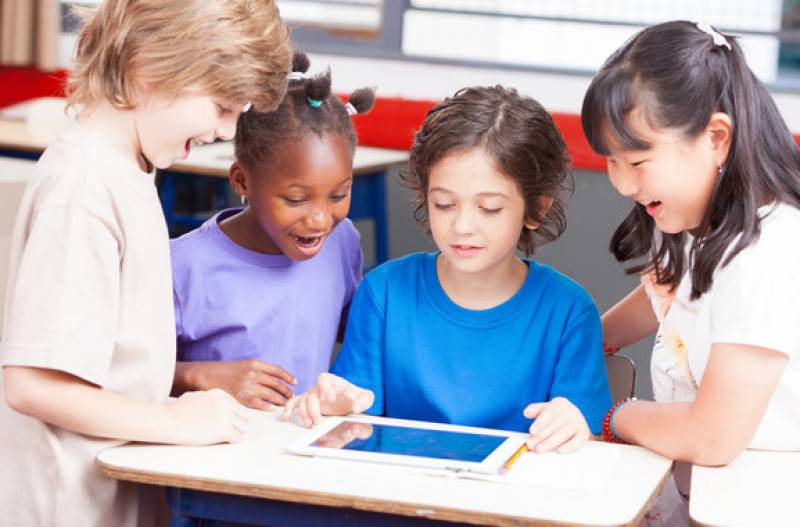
top-left (581, 20), bottom-right (800, 521)
top-left (285, 86), bottom-right (613, 454)
top-left (170, 53), bottom-right (374, 410)
top-left (0, 1), bottom-right (291, 525)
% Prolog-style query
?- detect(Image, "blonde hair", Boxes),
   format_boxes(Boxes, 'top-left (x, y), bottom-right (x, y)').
top-left (67, 0), bottom-right (291, 112)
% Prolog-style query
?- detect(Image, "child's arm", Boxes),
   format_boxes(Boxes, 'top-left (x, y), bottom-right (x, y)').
top-left (173, 360), bottom-right (297, 410)
top-left (4, 365), bottom-right (249, 445)
top-left (612, 343), bottom-right (788, 466)
top-left (602, 285), bottom-right (659, 350)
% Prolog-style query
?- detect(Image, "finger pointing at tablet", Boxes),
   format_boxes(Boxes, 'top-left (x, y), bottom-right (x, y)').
top-left (282, 373), bottom-right (375, 427)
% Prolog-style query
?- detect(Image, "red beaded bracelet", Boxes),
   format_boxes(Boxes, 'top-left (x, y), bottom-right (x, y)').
top-left (603, 342), bottom-right (620, 355)
top-left (602, 398), bottom-right (635, 443)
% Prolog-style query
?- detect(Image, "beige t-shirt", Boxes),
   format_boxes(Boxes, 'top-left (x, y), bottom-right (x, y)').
top-left (0, 120), bottom-right (176, 526)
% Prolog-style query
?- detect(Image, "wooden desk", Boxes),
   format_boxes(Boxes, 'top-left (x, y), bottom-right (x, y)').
top-left (690, 449), bottom-right (799, 526)
top-left (97, 411), bottom-right (672, 527)
top-left (0, 116), bottom-right (408, 264)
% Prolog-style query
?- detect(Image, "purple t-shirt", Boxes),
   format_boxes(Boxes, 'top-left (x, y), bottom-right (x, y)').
top-left (170, 208), bottom-right (363, 393)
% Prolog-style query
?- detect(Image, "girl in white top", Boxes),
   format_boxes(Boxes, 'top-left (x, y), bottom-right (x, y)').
top-left (581, 20), bottom-right (800, 522)
top-left (0, 1), bottom-right (291, 525)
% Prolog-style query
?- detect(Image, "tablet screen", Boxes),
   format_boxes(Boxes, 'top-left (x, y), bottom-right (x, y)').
top-left (311, 420), bottom-right (507, 463)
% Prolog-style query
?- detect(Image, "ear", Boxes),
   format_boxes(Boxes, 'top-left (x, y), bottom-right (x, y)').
top-left (228, 161), bottom-right (250, 199)
top-left (706, 112), bottom-right (733, 164)
top-left (525, 196), bottom-right (555, 230)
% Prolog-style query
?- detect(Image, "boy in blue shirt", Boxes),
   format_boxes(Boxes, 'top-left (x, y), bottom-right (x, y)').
top-left (285, 86), bottom-right (611, 454)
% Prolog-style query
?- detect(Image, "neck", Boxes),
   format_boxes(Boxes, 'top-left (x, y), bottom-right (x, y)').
top-left (436, 253), bottom-right (528, 310)
top-left (76, 100), bottom-right (149, 172)
top-left (219, 208), bottom-right (282, 254)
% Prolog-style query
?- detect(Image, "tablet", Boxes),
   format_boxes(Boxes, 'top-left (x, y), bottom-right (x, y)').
top-left (287, 415), bottom-right (526, 474)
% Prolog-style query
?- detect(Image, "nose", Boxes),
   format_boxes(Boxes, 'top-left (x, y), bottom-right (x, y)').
top-left (306, 206), bottom-right (334, 232)
top-left (452, 205), bottom-right (476, 235)
top-left (215, 115), bottom-right (238, 141)
top-left (608, 163), bottom-right (639, 198)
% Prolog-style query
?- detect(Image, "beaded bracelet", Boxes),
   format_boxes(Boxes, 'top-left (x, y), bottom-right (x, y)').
top-left (602, 398), bottom-right (635, 443)
top-left (603, 341), bottom-right (620, 355)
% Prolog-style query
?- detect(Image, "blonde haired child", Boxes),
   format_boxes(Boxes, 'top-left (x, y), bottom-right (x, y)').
top-left (0, 1), bottom-right (291, 525)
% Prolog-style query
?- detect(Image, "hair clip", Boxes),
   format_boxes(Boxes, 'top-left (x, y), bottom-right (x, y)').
top-left (308, 97), bottom-right (323, 108)
top-left (241, 102), bottom-right (252, 113)
top-left (344, 102), bottom-right (357, 116)
top-left (287, 71), bottom-right (306, 81)
top-left (696, 22), bottom-right (731, 50)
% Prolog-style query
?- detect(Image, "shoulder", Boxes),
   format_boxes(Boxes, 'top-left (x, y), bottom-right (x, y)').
top-left (170, 216), bottom-right (223, 274)
top-left (529, 260), bottom-right (598, 313)
top-left (327, 218), bottom-right (362, 252)
top-left (722, 203), bottom-right (800, 275)
top-left (363, 252), bottom-right (429, 286)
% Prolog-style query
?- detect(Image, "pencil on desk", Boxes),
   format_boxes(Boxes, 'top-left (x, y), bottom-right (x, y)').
top-left (500, 443), bottom-right (529, 475)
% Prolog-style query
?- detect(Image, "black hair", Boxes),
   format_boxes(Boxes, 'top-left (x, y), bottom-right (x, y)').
top-left (581, 20), bottom-right (800, 299)
top-left (403, 85), bottom-right (572, 255)
top-left (234, 51), bottom-right (375, 170)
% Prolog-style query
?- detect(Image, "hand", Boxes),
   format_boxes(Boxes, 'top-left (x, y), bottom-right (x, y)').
top-left (193, 359), bottom-right (297, 410)
top-left (167, 389), bottom-right (251, 445)
top-left (315, 422), bottom-right (374, 449)
top-left (282, 373), bottom-right (374, 428)
top-left (523, 397), bottom-right (591, 454)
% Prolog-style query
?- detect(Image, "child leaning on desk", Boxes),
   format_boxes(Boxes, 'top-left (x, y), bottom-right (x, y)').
top-left (582, 20), bottom-right (800, 524)
top-left (0, 1), bottom-right (291, 526)
top-left (284, 85), bottom-right (613, 454)
top-left (170, 53), bottom-right (375, 408)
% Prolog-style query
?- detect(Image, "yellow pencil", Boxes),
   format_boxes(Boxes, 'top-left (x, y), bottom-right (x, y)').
top-left (500, 443), bottom-right (529, 475)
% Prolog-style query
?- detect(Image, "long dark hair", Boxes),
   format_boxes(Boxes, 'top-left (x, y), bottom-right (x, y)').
top-left (403, 85), bottom-right (572, 255)
top-left (582, 20), bottom-right (800, 299)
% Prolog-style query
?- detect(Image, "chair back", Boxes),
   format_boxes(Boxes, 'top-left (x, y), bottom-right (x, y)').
top-left (605, 354), bottom-right (636, 401)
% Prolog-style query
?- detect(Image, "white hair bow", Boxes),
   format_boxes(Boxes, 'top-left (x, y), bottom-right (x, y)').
top-left (696, 22), bottom-right (731, 51)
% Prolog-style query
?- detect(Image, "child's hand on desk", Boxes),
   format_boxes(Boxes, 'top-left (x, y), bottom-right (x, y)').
top-left (281, 373), bottom-right (374, 428)
top-left (167, 389), bottom-right (251, 445)
top-left (523, 397), bottom-right (591, 454)
top-left (192, 359), bottom-right (297, 410)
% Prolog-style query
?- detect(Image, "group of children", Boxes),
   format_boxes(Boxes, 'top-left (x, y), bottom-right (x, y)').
top-left (0, 1), bottom-right (798, 525)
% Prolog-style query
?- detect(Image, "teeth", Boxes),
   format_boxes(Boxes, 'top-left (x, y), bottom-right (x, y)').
top-left (294, 236), bottom-right (321, 248)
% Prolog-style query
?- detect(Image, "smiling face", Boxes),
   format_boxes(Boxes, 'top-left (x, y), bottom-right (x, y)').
top-left (236, 132), bottom-right (353, 260)
top-left (427, 147), bottom-right (529, 275)
top-left (604, 110), bottom-right (724, 234)
top-left (134, 90), bottom-right (246, 169)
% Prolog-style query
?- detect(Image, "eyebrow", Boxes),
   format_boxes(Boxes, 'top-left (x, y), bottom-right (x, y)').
top-left (428, 187), bottom-right (509, 199)
top-left (287, 176), bottom-right (353, 190)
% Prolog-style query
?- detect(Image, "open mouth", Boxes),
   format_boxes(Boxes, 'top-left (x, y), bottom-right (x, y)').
top-left (644, 200), bottom-right (663, 216)
top-left (293, 235), bottom-right (324, 249)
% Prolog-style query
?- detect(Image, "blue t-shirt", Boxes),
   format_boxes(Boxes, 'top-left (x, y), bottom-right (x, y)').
top-left (332, 252), bottom-right (611, 434)
top-left (171, 209), bottom-right (362, 393)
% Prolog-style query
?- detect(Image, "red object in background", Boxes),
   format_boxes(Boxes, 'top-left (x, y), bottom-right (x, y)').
top-left (0, 67), bottom-right (68, 108)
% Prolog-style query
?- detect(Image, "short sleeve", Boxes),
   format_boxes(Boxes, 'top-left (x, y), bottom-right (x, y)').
top-left (549, 303), bottom-right (612, 435)
top-left (711, 244), bottom-right (800, 358)
top-left (331, 278), bottom-right (386, 415)
top-left (1, 205), bottom-right (120, 386)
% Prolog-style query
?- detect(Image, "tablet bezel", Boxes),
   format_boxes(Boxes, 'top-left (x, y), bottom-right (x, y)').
top-left (286, 415), bottom-right (527, 474)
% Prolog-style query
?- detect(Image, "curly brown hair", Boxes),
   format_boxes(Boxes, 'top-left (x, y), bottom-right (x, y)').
top-left (402, 85), bottom-right (572, 255)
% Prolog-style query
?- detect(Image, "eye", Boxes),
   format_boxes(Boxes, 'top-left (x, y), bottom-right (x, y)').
top-left (283, 197), bottom-right (306, 206)
top-left (433, 203), bottom-right (454, 210)
top-left (631, 159), bottom-right (649, 167)
top-left (480, 207), bottom-right (502, 214)
top-left (216, 103), bottom-right (234, 116)
top-left (330, 192), bottom-right (349, 202)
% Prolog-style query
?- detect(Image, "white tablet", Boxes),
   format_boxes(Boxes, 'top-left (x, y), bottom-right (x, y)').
top-left (287, 415), bottom-right (526, 474)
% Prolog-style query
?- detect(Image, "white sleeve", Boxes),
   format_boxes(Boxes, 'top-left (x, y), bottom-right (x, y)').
top-left (710, 238), bottom-right (800, 358)
top-left (1, 205), bottom-right (120, 386)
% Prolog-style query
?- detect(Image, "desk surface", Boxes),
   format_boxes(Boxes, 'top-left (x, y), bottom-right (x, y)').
top-left (0, 118), bottom-right (409, 176)
top-left (690, 449), bottom-right (800, 527)
top-left (98, 411), bottom-right (671, 527)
